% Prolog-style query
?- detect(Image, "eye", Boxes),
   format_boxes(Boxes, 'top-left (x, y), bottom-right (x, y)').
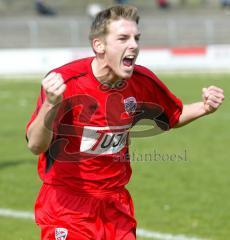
top-left (118, 37), bottom-right (127, 41)
top-left (135, 36), bottom-right (140, 42)
top-left (118, 35), bottom-right (128, 41)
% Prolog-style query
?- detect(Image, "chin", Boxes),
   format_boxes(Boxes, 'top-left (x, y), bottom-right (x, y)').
top-left (121, 70), bottom-right (134, 79)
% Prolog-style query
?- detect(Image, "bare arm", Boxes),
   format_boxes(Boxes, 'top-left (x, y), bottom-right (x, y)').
top-left (175, 86), bottom-right (224, 128)
top-left (27, 72), bottom-right (66, 155)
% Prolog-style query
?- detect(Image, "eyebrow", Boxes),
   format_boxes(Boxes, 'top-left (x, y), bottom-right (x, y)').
top-left (117, 33), bottom-right (141, 37)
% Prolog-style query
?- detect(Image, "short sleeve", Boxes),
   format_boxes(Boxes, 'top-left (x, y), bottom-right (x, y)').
top-left (153, 78), bottom-right (183, 128)
top-left (136, 67), bottom-right (183, 129)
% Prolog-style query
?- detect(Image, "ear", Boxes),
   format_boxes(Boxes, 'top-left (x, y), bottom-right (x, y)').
top-left (92, 38), bottom-right (105, 54)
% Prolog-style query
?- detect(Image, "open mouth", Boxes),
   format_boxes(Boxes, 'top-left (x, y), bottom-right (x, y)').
top-left (122, 55), bottom-right (135, 68)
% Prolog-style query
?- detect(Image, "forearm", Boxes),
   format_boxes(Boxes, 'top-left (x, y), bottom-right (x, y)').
top-left (27, 100), bottom-right (58, 155)
top-left (174, 102), bottom-right (207, 128)
top-left (27, 72), bottom-right (66, 155)
top-left (175, 86), bottom-right (224, 128)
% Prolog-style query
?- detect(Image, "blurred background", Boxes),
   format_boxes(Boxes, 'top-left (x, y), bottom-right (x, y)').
top-left (0, 0), bottom-right (229, 48)
top-left (0, 1), bottom-right (230, 240)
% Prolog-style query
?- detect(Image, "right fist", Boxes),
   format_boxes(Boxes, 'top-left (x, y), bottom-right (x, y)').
top-left (42, 72), bottom-right (66, 105)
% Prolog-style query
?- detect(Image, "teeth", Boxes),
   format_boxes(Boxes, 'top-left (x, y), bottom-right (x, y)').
top-left (125, 55), bottom-right (135, 59)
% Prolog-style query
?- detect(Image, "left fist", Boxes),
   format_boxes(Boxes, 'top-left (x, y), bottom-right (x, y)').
top-left (202, 86), bottom-right (224, 114)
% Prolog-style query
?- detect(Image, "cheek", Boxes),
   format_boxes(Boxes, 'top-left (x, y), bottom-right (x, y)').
top-left (106, 47), bottom-right (122, 64)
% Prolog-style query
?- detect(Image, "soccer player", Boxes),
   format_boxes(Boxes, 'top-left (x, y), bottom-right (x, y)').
top-left (26, 5), bottom-right (224, 240)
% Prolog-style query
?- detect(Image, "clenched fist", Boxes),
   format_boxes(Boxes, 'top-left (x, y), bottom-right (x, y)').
top-left (202, 86), bottom-right (224, 114)
top-left (42, 72), bottom-right (66, 105)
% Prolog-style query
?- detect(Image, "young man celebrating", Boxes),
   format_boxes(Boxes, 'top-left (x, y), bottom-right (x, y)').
top-left (26, 5), bottom-right (224, 240)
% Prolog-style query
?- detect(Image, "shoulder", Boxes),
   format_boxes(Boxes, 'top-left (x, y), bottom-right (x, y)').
top-left (48, 57), bottom-right (94, 83)
top-left (134, 64), bottom-right (157, 79)
top-left (133, 64), bottom-right (164, 88)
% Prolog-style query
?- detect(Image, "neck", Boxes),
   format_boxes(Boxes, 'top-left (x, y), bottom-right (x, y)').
top-left (91, 57), bottom-right (121, 84)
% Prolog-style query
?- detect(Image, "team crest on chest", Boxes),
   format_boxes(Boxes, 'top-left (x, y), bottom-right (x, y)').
top-left (124, 96), bottom-right (137, 114)
top-left (55, 228), bottom-right (68, 240)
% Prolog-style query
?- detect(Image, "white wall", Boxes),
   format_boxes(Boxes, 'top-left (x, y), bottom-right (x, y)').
top-left (0, 45), bottom-right (230, 76)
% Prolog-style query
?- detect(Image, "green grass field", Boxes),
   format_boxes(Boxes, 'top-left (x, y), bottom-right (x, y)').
top-left (0, 73), bottom-right (229, 240)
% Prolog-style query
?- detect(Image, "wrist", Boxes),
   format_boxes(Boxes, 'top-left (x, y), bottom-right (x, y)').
top-left (202, 101), bottom-right (215, 115)
top-left (200, 102), bottom-right (210, 116)
top-left (44, 99), bottom-right (57, 109)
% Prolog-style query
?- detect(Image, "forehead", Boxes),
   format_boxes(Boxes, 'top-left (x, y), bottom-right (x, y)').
top-left (107, 19), bottom-right (139, 35)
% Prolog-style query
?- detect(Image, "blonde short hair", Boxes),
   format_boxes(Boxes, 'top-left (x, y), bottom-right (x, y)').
top-left (89, 5), bottom-right (139, 42)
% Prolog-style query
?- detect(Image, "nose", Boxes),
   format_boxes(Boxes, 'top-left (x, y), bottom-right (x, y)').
top-left (129, 37), bottom-right (139, 50)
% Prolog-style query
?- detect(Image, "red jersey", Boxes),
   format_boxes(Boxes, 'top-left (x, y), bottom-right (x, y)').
top-left (26, 57), bottom-right (182, 194)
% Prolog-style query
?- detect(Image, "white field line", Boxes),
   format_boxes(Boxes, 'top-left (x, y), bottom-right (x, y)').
top-left (0, 208), bottom-right (206, 240)
top-left (136, 229), bottom-right (206, 240)
top-left (0, 208), bottom-right (34, 220)
top-left (0, 75), bottom-right (42, 81)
